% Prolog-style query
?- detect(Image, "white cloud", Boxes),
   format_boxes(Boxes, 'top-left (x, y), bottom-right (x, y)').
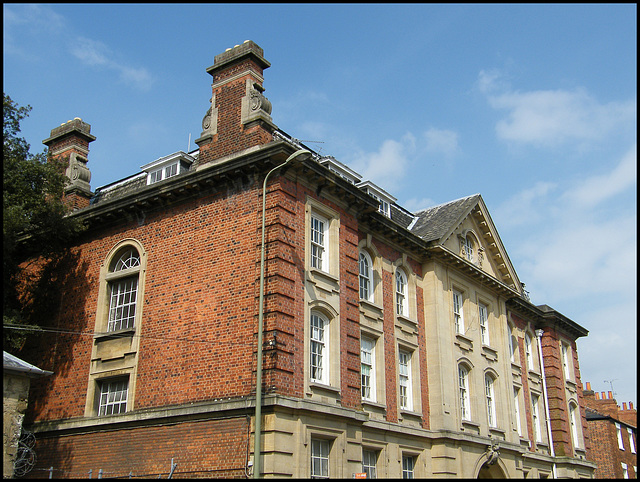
top-left (478, 70), bottom-right (636, 146)
top-left (351, 133), bottom-right (416, 192)
top-left (504, 146), bottom-right (637, 304)
top-left (3, 4), bottom-right (66, 59)
top-left (562, 144), bottom-right (637, 208)
top-left (493, 181), bottom-right (557, 228)
top-left (423, 128), bottom-right (460, 157)
top-left (71, 36), bottom-right (153, 90)
top-left (403, 197), bottom-right (438, 213)
top-left (4, 5), bottom-right (153, 91)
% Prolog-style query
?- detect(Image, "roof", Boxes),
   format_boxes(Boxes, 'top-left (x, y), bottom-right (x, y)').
top-left (409, 194), bottom-right (481, 242)
top-left (3, 351), bottom-right (53, 377)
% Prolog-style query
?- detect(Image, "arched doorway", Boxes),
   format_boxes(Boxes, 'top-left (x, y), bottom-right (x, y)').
top-left (477, 461), bottom-right (507, 478)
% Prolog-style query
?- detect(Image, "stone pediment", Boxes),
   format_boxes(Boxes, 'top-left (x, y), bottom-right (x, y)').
top-left (410, 194), bottom-right (522, 293)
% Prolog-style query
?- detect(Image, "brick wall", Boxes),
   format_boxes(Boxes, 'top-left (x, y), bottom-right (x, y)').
top-left (26, 416), bottom-right (250, 479)
top-left (24, 178), bottom-right (266, 421)
top-left (583, 384), bottom-right (637, 478)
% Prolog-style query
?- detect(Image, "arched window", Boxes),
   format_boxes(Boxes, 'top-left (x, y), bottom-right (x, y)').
top-left (485, 374), bottom-right (497, 427)
top-left (569, 402), bottom-right (580, 449)
top-left (508, 324), bottom-right (518, 363)
top-left (310, 311), bottom-right (330, 384)
top-left (359, 251), bottom-right (374, 302)
top-left (395, 268), bottom-right (408, 316)
top-left (106, 246), bottom-right (141, 332)
top-left (464, 235), bottom-right (474, 262)
top-left (458, 364), bottom-right (471, 421)
top-left (524, 332), bottom-right (534, 370)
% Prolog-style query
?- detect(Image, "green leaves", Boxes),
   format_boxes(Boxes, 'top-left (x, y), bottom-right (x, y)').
top-left (3, 93), bottom-right (85, 351)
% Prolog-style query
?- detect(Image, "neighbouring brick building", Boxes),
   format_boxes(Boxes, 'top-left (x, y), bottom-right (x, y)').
top-left (14, 40), bottom-right (597, 478)
top-left (582, 383), bottom-right (637, 478)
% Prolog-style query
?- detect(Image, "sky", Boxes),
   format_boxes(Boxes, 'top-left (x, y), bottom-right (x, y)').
top-left (4, 4), bottom-right (636, 406)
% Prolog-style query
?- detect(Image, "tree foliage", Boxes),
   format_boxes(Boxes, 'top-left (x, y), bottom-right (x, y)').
top-left (3, 93), bottom-right (85, 351)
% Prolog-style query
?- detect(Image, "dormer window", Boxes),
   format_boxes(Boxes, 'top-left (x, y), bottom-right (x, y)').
top-left (357, 181), bottom-right (396, 219)
top-left (141, 151), bottom-right (194, 186)
top-left (319, 156), bottom-right (362, 185)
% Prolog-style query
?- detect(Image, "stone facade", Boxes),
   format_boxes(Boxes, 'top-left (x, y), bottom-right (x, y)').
top-left (15, 41), bottom-right (597, 478)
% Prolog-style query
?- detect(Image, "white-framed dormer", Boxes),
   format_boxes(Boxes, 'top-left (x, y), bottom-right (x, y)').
top-left (357, 180), bottom-right (396, 218)
top-left (319, 156), bottom-right (362, 185)
top-left (141, 151), bottom-right (195, 185)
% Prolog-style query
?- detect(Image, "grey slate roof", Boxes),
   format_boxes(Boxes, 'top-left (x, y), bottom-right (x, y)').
top-left (409, 194), bottom-right (481, 242)
top-left (3, 351), bottom-right (53, 377)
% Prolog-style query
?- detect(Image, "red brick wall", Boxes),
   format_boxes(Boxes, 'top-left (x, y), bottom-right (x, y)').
top-left (586, 418), bottom-right (637, 478)
top-left (25, 180), bottom-right (266, 422)
top-left (26, 417), bottom-right (250, 479)
top-left (197, 58), bottom-right (274, 166)
top-left (583, 388), bottom-right (637, 478)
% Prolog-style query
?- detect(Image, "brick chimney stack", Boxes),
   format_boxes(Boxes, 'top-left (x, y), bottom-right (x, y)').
top-left (43, 117), bottom-right (95, 210)
top-left (195, 40), bottom-right (277, 167)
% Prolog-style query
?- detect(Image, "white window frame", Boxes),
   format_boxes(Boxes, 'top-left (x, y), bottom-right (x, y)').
top-left (525, 333), bottom-right (534, 370)
top-left (485, 375), bottom-right (496, 428)
top-left (459, 365), bottom-right (471, 421)
top-left (361, 336), bottom-right (376, 402)
top-left (398, 349), bottom-right (412, 411)
top-left (479, 303), bottom-right (489, 345)
top-left (509, 329), bottom-right (518, 364)
top-left (628, 427), bottom-right (636, 454)
top-left (359, 251), bottom-right (374, 302)
top-left (310, 214), bottom-right (328, 272)
top-left (98, 378), bottom-right (128, 416)
top-left (362, 449), bottom-right (378, 479)
top-left (453, 290), bottom-right (464, 334)
top-left (147, 161), bottom-right (179, 185)
top-left (621, 462), bottom-right (629, 479)
top-left (395, 269), bottom-right (408, 317)
top-left (310, 312), bottom-right (329, 385)
top-left (106, 248), bottom-right (141, 332)
top-left (561, 342), bottom-right (572, 380)
top-left (514, 387), bottom-right (522, 436)
top-left (311, 438), bottom-right (330, 479)
top-left (532, 394), bottom-right (542, 443)
top-left (569, 402), bottom-right (580, 449)
top-left (402, 454), bottom-right (415, 479)
top-left (464, 235), bottom-right (474, 262)
top-left (617, 422), bottom-right (625, 450)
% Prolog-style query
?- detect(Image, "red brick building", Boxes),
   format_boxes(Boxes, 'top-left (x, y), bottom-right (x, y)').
top-left (13, 41), bottom-right (596, 478)
top-left (583, 383), bottom-right (637, 478)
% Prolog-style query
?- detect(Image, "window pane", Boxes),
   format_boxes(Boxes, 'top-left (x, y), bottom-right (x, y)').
top-left (363, 449), bottom-right (377, 479)
top-left (112, 248), bottom-right (140, 272)
top-left (402, 455), bottom-right (414, 479)
top-left (310, 314), bottom-right (326, 382)
top-left (108, 277), bottom-right (138, 331)
top-left (98, 379), bottom-right (128, 416)
top-left (361, 337), bottom-right (374, 401)
top-left (311, 439), bottom-right (330, 478)
top-left (310, 216), bottom-right (325, 270)
top-left (359, 253), bottom-right (371, 300)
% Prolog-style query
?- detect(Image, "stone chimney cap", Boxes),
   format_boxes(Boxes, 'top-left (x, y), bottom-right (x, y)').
top-left (43, 117), bottom-right (96, 146)
top-left (206, 40), bottom-right (270, 77)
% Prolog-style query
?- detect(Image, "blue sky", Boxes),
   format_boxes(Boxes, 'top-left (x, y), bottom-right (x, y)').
top-left (4, 4), bottom-right (636, 406)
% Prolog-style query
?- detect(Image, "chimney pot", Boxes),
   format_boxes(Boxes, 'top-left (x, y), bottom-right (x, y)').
top-left (601, 392), bottom-right (606, 399)
top-left (586, 382), bottom-right (591, 391)
top-left (623, 402), bottom-right (628, 410)
top-left (608, 391), bottom-right (613, 399)
top-left (630, 402), bottom-right (634, 410)
top-left (595, 392), bottom-right (600, 399)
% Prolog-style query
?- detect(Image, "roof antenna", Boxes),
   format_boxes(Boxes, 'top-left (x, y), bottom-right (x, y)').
top-left (187, 133), bottom-right (191, 153)
top-left (604, 379), bottom-right (618, 397)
